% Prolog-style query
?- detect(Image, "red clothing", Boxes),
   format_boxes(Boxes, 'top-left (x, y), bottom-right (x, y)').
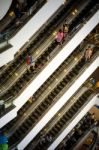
top-left (26, 56), bottom-right (30, 65)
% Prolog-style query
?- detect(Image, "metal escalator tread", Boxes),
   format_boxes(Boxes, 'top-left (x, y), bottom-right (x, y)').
top-left (53, 90), bottom-right (59, 95)
top-left (22, 122), bottom-right (29, 129)
top-left (58, 121), bottom-right (65, 127)
top-left (69, 108), bottom-right (75, 114)
top-left (61, 82), bottom-right (66, 87)
top-left (63, 78), bottom-right (69, 84)
top-left (0, 0), bottom-right (91, 102)
top-left (70, 71), bottom-right (76, 76)
top-left (49, 130), bottom-right (55, 137)
top-left (75, 65), bottom-right (81, 70)
top-left (69, 73), bottom-right (74, 78)
top-left (20, 127), bottom-right (25, 133)
top-left (72, 106), bottom-right (77, 112)
top-left (82, 94), bottom-right (89, 99)
top-left (29, 115), bottom-right (35, 121)
top-left (39, 105), bottom-right (46, 111)
top-left (33, 111), bottom-right (40, 118)
top-left (79, 97), bottom-right (86, 102)
top-left (66, 112), bottom-right (72, 118)
top-left (55, 88), bottom-right (60, 93)
top-left (50, 92), bottom-right (56, 97)
top-left (74, 103), bottom-right (80, 108)
top-left (45, 98), bottom-right (51, 104)
top-left (73, 69), bottom-right (78, 75)
top-left (36, 109), bottom-right (42, 115)
top-left (5, 2), bottom-right (98, 147)
top-left (48, 95), bottom-right (53, 101)
top-left (64, 115), bottom-right (69, 121)
top-left (77, 100), bottom-right (83, 106)
top-left (26, 119), bottom-right (33, 126)
top-left (58, 85), bottom-right (63, 90)
top-left (32, 113), bottom-right (38, 119)
top-left (45, 100), bottom-right (51, 106)
top-left (16, 130), bottom-right (23, 135)
top-left (41, 102), bottom-right (48, 108)
top-left (66, 75), bottom-right (71, 81)
top-left (60, 118), bottom-right (66, 124)
top-left (49, 91), bottom-right (54, 99)
top-left (55, 124), bottom-right (61, 131)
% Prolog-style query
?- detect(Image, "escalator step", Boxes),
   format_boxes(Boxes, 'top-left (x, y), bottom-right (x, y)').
top-left (64, 78), bottom-right (69, 84)
top-left (69, 109), bottom-right (75, 114)
top-left (74, 103), bottom-right (80, 108)
top-left (66, 75), bottom-right (71, 80)
top-left (56, 124), bottom-right (61, 130)
top-left (26, 119), bottom-right (33, 125)
top-left (36, 109), bottom-right (42, 115)
top-left (44, 99), bottom-right (50, 104)
top-left (61, 82), bottom-right (66, 87)
top-left (77, 101), bottom-right (83, 106)
top-left (52, 127), bottom-right (58, 134)
top-left (64, 115), bottom-right (69, 121)
top-left (56, 88), bottom-right (60, 93)
top-left (23, 123), bottom-right (29, 129)
top-left (39, 105), bottom-right (45, 111)
top-left (58, 121), bottom-right (64, 127)
top-left (66, 113), bottom-right (71, 118)
top-left (79, 97), bottom-right (85, 102)
top-left (61, 118), bottom-right (66, 124)
top-left (67, 111), bottom-right (72, 117)
top-left (41, 102), bottom-right (48, 108)
top-left (50, 130), bottom-right (56, 137)
top-left (72, 106), bottom-right (77, 112)
top-left (33, 112), bottom-right (39, 118)
top-left (17, 129), bottom-right (22, 135)
top-left (20, 127), bottom-right (26, 132)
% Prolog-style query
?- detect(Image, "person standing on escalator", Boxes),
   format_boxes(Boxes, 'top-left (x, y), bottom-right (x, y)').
top-left (84, 46), bottom-right (93, 61)
top-left (55, 29), bottom-right (64, 46)
top-left (63, 23), bottom-right (69, 38)
top-left (0, 131), bottom-right (8, 150)
top-left (26, 55), bottom-right (35, 70)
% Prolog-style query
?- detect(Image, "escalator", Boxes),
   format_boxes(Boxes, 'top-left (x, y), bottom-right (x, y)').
top-left (24, 84), bottom-right (96, 150)
top-left (17, 50), bottom-right (99, 149)
top-left (0, 0), bottom-right (98, 104)
top-left (2, 44), bottom-right (87, 132)
top-left (0, 0), bottom-right (47, 36)
top-left (0, 0), bottom-right (47, 55)
top-left (0, 0), bottom-right (75, 87)
top-left (0, 0), bottom-right (65, 67)
top-left (56, 114), bottom-right (98, 150)
top-left (2, 45), bottom-right (98, 148)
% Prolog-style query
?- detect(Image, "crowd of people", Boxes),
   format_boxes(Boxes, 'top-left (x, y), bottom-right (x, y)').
top-left (58, 113), bottom-right (98, 150)
top-left (39, 134), bottom-right (53, 146)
